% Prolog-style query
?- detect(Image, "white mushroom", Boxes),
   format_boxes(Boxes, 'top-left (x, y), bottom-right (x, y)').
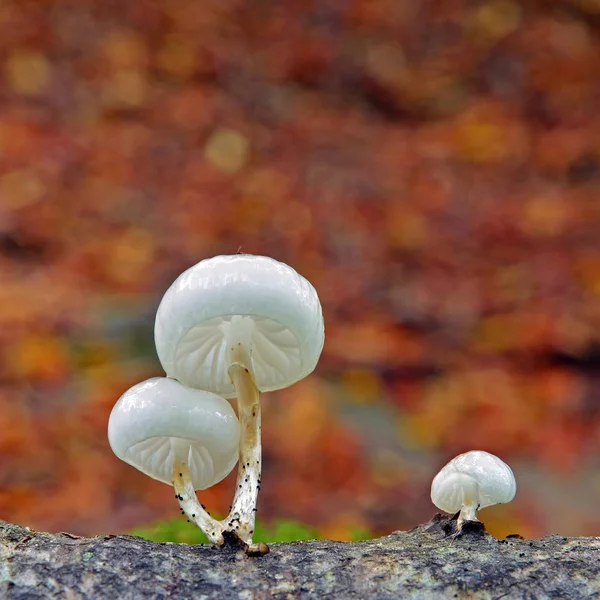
top-left (430, 450), bottom-right (516, 531)
top-left (154, 254), bottom-right (324, 550)
top-left (108, 377), bottom-right (240, 546)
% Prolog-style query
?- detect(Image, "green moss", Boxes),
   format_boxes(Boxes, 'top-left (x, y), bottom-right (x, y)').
top-left (129, 517), bottom-right (372, 544)
top-left (130, 518), bottom-right (211, 545)
top-left (349, 527), bottom-right (374, 542)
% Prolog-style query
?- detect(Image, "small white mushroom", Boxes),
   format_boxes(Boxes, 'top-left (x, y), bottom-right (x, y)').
top-left (154, 254), bottom-right (324, 550)
top-left (430, 450), bottom-right (516, 531)
top-left (108, 377), bottom-right (240, 546)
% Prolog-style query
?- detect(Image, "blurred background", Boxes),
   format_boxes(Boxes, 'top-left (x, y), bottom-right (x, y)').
top-left (1, 0), bottom-right (600, 542)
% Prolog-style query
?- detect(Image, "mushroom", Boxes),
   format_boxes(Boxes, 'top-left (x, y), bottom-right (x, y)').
top-left (154, 254), bottom-right (324, 551)
top-left (108, 376), bottom-right (240, 546)
top-left (430, 450), bottom-right (516, 531)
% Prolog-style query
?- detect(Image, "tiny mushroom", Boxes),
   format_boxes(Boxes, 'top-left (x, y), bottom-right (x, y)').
top-left (154, 254), bottom-right (324, 552)
top-left (430, 450), bottom-right (516, 531)
top-left (108, 377), bottom-right (240, 546)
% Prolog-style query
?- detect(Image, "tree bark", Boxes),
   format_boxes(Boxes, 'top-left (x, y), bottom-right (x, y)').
top-left (1, 515), bottom-right (599, 599)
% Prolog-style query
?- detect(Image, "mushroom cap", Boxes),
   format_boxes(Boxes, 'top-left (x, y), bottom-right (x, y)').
top-left (430, 450), bottom-right (516, 513)
top-left (108, 377), bottom-right (240, 490)
top-left (154, 254), bottom-right (324, 398)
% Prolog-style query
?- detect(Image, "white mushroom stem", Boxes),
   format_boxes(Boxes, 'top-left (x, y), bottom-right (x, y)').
top-left (227, 342), bottom-right (262, 548)
top-left (458, 502), bottom-right (479, 525)
top-left (454, 473), bottom-right (481, 530)
top-left (172, 348), bottom-right (266, 555)
top-left (173, 462), bottom-right (225, 546)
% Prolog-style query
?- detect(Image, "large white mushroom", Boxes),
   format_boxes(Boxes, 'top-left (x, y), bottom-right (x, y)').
top-left (154, 254), bottom-right (324, 551)
top-left (108, 377), bottom-right (240, 546)
top-left (431, 450), bottom-right (517, 532)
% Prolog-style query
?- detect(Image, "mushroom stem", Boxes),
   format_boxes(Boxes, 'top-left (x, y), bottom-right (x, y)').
top-left (227, 359), bottom-right (261, 547)
top-left (457, 502), bottom-right (479, 528)
top-left (455, 474), bottom-right (480, 531)
top-left (173, 462), bottom-right (224, 546)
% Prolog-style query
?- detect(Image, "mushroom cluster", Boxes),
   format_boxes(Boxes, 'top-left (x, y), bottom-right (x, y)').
top-left (108, 254), bottom-right (519, 552)
top-left (108, 254), bottom-right (324, 555)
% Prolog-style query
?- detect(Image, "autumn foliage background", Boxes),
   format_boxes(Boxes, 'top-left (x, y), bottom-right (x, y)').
top-left (1, 0), bottom-right (600, 541)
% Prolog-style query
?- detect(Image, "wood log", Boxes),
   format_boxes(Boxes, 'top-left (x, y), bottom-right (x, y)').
top-left (1, 515), bottom-right (599, 599)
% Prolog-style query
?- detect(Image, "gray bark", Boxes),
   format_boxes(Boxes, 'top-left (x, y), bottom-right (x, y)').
top-left (1, 515), bottom-right (599, 599)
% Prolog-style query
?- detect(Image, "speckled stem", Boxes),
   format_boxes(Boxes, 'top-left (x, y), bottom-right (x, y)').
top-left (172, 316), bottom-right (267, 555)
top-left (226, 344), bottom-right (262, 552)
top-left (173, 462), bottom-right (224, 546)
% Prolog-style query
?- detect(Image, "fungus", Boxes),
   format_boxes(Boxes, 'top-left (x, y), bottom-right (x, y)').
top-left (154, 254), bottom-right (324, 551)
top-left (430, 450), bottom-right (516, 532)
top-left (108, 377), bottom-right (240, 546)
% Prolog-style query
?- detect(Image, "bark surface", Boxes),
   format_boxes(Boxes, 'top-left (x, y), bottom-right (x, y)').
top-left (1, 515), bottom-right (599, 599)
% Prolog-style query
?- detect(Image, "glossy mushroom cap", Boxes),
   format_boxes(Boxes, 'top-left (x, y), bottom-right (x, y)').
top-left (108, 377), bottom-right (240, 490)
top-left (430, 450), bottom-right (516, 514)
top-left (154, 254), bottom-right (325, 398)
